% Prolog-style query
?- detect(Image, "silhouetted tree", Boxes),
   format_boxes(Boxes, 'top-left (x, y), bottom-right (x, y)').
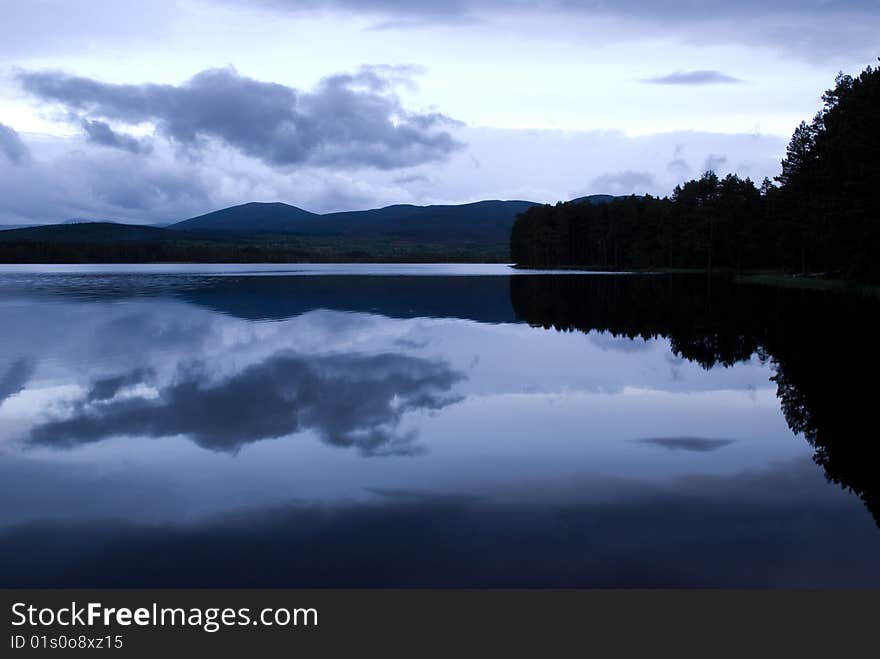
top-left (512, 62), bottom-right (880, 282)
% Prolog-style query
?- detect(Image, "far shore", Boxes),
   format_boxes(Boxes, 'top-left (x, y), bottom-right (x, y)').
top-left (3, 261), bottom-right (879, 298)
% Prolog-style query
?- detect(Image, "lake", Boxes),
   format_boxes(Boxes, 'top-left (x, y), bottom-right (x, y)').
top-left (0, 264), bottom-right (878, 587)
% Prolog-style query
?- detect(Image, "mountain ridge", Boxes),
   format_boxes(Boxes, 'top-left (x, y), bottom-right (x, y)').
top-left (0, 195), bottom-right (619, 238)
top-left (0, 195), bottom-right (620, 263)
top-left (168, 199), bottom-right (544, 242)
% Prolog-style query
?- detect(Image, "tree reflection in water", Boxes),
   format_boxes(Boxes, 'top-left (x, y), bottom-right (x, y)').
top-left (511, 274), bottom-right (880, 526)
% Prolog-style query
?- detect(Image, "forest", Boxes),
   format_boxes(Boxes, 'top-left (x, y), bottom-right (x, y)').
top-left (511, 63), bottom-right (880, 281)
top-left (0, 231), bottom-right (509, 263)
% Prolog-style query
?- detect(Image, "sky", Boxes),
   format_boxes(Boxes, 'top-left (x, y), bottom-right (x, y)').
top-left (0, 0), bottom-right (877, 225)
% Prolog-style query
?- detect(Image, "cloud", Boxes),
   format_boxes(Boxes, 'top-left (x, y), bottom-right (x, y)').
top-left (0, 124), bottom-right (30, 165)
top-left (86, 369), bottom-right (154, 402)
top-left (667, 145), bottom-right (690, 177)
top-left (18, 66), bottom-right (464, 171)
top-left (239, 0), bottom-right (878, 19)
top-left (590, 170), bottom-right (654, 195)
top-left (641, 70), bottom-right (742, 85)
top-left (667, 158), bottom-right (690, 175)
top-left (589, 332), bottom-right (652, 354)
top-left (240, 0), bottom-right (470, 18)
top-left (0, 137), bottom-right (220, 224)
top-left (228, 1), bottom-right (880, 59)
top-left (0, 132), bottom-right (427, 224)
top-left (703, 154), bottom-right (728, 172)
top-left (392, 173), bottom-right (431, 185)
top-left (0, 358), bottom-right (36, 405)
top-left (28, 351), bottom-right (464, 455)
top-left (0, 123), bottom-right (787, 225)
top-left (80, 119), bottom-right (151, 154)
top-left (634, 437), bottom-right (738, 452)
top-left (0, 2), bottom-right (177, 59)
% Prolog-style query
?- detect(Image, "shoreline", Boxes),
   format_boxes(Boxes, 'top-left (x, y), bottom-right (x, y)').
top-left (2, 261), bottom-right (878, 296)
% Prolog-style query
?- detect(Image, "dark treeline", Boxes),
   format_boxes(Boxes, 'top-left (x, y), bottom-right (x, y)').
top-left (0, 239), bottom-right (508, 263)
top-left (512, 63), bottom-right (880, 281)
top-left (0, 240), bottom-right (311, 263)
top-left (510, 274), bottom-right (880, 526)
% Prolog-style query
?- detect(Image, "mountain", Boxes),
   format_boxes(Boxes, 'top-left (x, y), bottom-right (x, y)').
top-left (0, 224), bottom-right (37, 231)
top-left (0, 219), bottom-right (169, 232)
top-left (0, 195), bottom-right (618, 242)
top-left (0, 195), bottom-right (617, 263)
top-left (321, 200), bottom-right (539, 241)
top-left (168, 199), bottom-right (539, 243)
top-left (172, 202), bottom-right (320, 234)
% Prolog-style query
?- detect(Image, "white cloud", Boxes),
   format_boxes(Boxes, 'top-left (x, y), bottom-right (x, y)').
top-left (0, 126), bottom-right (786, 224)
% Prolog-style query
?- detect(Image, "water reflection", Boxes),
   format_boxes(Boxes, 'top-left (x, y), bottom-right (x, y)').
top-left (0, 357), bottom-right (35, 405)
top-left (28, 352), bottom-right (463, 455)
top-left (0, 268), bottom-right (877, 587)
top-left (633, 437), bottom-right (739, 452)
top-left (2, 461), bottom-right (877, 588)
top-left (0, 272), bottom-right (517, 322)
top-left (511, 274), bottom-right (880, 525)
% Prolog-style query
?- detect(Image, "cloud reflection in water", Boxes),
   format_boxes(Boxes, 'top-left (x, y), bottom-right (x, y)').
top-left (28, 351), bottom-right (464, 456)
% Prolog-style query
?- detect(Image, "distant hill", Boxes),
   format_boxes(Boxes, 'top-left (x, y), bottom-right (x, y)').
top-left (1, 196), bottom-right (616, 244)
top-left (172, 202), bottom-right (320, 234)
top-left (321, 200), bottom-right (539, 241)
top-left (570, 194), bottom-right (617, 205)
top-left (0, 224), bottom-right (36, 231)
top-left (169, 199), bottom-right (540, 244)
top-left (61, 218), bottom-right (122, 225)
top-left (0, 219), bottom-right (168, 231)
top-left (0, 222), bottom-right (176, 243)
top-left (0, 194), bottom-right (620, 262)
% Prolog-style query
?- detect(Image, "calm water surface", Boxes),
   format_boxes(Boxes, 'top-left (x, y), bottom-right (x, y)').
top-left (0, 264), bottom-right (878, 586)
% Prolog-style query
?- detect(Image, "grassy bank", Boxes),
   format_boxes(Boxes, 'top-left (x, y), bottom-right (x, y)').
top-left (734, 272), bottom-right (880, 299)
top-left (513, 263), bottom-right (880, 299)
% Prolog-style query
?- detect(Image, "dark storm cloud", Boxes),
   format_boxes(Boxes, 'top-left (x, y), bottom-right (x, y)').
top-left (634, 437), bottom-right (738, 452)
top-left (591, 170), bottom-right (654, 195)
top-left (0, 123), bottom-right (30, 165)
top-left (28, 351), bottom-right (464, 455)
top-left (18, 67), bottom-right (463, 170)
top-left (80, 119), bottom-right (151, 154)
top-left (0, 358), bottom-right (36, 405)
top-left (642, 70), bottom-right (742, 85)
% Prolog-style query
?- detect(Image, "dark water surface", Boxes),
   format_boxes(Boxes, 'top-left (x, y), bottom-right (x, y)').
top-left (0, 264), bottom-right (878, 587)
